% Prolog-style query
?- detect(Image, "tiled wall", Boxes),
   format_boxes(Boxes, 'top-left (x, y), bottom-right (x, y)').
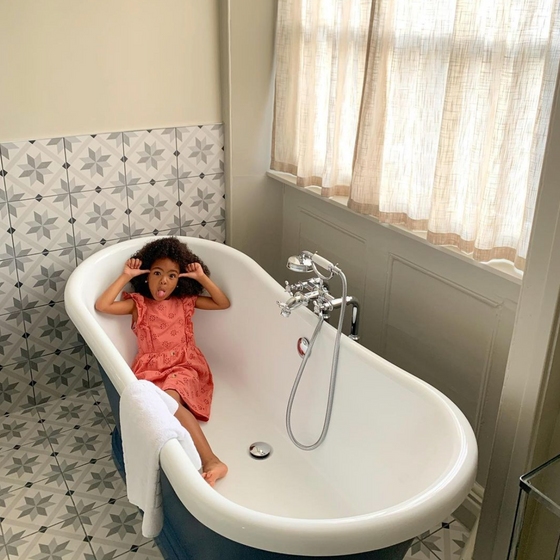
top-left (0, 125), bottom-right (225, 414)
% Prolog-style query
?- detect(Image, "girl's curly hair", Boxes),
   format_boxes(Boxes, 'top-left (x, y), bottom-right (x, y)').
top-left (129, 237), bottom-right (210, 299)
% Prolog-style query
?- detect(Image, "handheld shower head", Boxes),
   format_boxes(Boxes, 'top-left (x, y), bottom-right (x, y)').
top-left (286, 252), bottom-right (313, 273)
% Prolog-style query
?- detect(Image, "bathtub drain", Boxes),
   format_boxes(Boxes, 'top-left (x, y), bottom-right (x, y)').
top-left (249, 442), bottom-right (272, 459)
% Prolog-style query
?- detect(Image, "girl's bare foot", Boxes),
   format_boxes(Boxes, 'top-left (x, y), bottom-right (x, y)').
top-left (202, 457), bottom-right (228, 487)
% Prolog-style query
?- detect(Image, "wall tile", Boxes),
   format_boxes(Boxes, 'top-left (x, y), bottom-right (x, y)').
top-left (18, 249), bottom-right (76, 307)
top-left (179, 173), bottom-right (225, 225)
top-left (123, 129), bottom-right (177, 184)
top-left (0, 123), bottom-right (226, 410)
top-left (176, 124), bottom-right (224, 177)
top-left (128, 180), bottom-right (181, 236)
top-left (0, 139), bottom-right (67, 200)
top-left (183, 221), bottom-right (225, 243)
top-left (75, 239), bottom-right (122, 264)
top-left (71, 187), bottom-right (129, 245)
top-left (65, 133), bottom-right (125, 190)
top-left (10, 195), bottom-right (74, 256)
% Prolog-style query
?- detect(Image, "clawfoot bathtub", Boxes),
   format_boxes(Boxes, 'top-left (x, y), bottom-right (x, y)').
top-left (65, 236), bottom-right (477, 560)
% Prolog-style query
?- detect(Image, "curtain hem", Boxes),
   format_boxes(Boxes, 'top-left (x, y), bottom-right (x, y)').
top-left (270, 161), bottom-right (351, 196)
top-left (347, 199), bottom-right (526, 271)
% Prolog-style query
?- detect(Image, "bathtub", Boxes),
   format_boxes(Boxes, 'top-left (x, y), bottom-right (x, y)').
top-left (65, 236), bottom-right (477, 560)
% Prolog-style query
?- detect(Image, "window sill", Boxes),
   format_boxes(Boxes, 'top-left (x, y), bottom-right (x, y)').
top-left (267, 170), bottom-right (523, 286)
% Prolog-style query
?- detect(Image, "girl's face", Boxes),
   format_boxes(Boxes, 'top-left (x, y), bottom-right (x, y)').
top-left (148, 258), bottom-right (180, 301)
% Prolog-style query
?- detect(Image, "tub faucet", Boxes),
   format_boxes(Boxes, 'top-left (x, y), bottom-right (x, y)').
top-left (277, 252), bottom-right (360, 341)
top-left (278, 292), bottom-right (308, 317)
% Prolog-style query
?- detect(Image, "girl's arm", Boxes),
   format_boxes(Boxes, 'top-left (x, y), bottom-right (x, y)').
top-left (180, 263), bottom-right (230, 310)
top-left (95, 259), bottom-right (149, 314)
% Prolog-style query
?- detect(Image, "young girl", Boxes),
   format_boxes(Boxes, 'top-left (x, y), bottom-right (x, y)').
top-left (95, 237), bottom-right (230, 486)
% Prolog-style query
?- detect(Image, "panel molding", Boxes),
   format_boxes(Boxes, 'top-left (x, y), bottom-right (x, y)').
top-left (381, 253), bottom-right (502, 435)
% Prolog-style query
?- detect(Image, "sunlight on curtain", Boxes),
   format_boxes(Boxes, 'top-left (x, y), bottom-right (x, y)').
top-left (272, 0), bottom-right (560, 270)
top-left (272, 0), bottom-right (372, 195)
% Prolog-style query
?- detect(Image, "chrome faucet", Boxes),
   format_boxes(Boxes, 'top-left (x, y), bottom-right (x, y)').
top-left (276, 251), bottom-right (360, 341)
top-left (279, 251), bottom-right (358, 451)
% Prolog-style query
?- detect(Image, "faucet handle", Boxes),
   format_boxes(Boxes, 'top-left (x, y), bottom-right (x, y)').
top-left (284, 281), bottom-right (293, 295)
top-left (276, 300), bottom-right (291, 317)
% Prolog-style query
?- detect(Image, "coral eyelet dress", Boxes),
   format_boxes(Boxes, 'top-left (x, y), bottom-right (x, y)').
top-left (122, 292), bottom-right (214, 422)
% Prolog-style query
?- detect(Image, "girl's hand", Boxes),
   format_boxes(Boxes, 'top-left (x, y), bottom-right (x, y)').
top-left (179, 262), bottom-right (206, 281)
top-left (123, 258), bottom-right (150, 278)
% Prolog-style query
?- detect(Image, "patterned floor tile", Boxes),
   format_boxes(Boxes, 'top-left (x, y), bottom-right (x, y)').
top-left (52, 423), bottom-right (112, 468)
top-left (0, 365), bottom-right (36, 416)
top-left (3, 516), bottom-right (94, 559)
top-left (1, 474), bottom-right (77, 540)
top-left (9, 194), bottom-right (74, 256)
top-left (0, 217), bottom-right (14, 262)
top-left (0, 138), bottom-right (67, 200)
top-left (404, 538), bottom-right (443, 559)
top-left (62, 457), bottom-right (127, 513)
top-left (0, 257), bottom-right (21, 313)
top-left (128, 181), bottom-right (181, 237)
top-left (179, 174), bottom-right (225, 226)
top-left (82, 499), bottom-right (149, 558)
top-left (65, 133), bottom-right (126, 190)
top-left (85, 356), bottom-right (105, 392)
top-left (0, 444), bottom-right (61, 488)
top-left (116, 540), bottom-right (165, 559)
top-left (0, 413), bottom-right (48, 454)
top-left (31, 350), bottom-right (90, 404)
top-left (24, 302), bottom-right (83, 356)
top-left (17, 248), bottom-right (76, 307)
top-left (176, 124), bottom-right (224, 177)
top-left (38, 396), bottom-right (101, 430)
top-left (94, 403), bottom-right (116, 431)
top-left (422, 520), bottom-right (469, 560)
top-left (0, 312), bottom-right (28, 368)
top-left (123, 129), bottom-right (177, 185)
top-left (72, 187), bottom-right (130, 246)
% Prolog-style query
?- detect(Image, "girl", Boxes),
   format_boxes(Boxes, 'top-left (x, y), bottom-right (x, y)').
top-left (95, 237), bottom-right (229, 486)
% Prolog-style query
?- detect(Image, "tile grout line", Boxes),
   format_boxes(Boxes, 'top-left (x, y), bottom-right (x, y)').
top-left (175, 128), bottom-right (183, 236)
top-left (0, 144), bottom-right (33, 411)
top-left (1, 396), bottom-right (105, 559)
top-left (61, 136), bottom-right (79, 272)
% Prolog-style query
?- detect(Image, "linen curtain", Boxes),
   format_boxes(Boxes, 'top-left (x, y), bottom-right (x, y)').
top-left (272, 0), bottom-right (560, 270)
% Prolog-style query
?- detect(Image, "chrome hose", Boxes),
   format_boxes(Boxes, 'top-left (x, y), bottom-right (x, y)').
top-left (286, 270), bottom-right (348, 451)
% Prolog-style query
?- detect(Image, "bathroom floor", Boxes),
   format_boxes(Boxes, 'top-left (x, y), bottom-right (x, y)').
top-left (0, 387), bottom-right (469, 560)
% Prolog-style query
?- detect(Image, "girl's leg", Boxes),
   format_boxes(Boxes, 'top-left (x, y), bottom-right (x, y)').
top-left (164, 389), bottom-right (228, 486)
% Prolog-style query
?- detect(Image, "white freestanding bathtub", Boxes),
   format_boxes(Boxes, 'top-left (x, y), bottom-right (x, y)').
top-left (64, 236), bottom-right (477, 559)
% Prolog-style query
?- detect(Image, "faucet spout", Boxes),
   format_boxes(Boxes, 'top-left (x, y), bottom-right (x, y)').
top-left (329, 296), bottom-right (360, 341)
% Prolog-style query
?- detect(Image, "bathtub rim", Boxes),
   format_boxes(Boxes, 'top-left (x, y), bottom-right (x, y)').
top-left (64, 236), bottom-right (478, 556)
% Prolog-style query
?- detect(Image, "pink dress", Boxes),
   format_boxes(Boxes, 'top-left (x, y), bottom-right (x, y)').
top-left (122, 292), bottom-right (214, 421)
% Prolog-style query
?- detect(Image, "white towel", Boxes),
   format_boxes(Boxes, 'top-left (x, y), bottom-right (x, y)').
top-left (120, 380), bottom-right (202, 538)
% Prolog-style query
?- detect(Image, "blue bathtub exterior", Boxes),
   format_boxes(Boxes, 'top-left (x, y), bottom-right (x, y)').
top-left (100, 364), bottom-right (412, 560)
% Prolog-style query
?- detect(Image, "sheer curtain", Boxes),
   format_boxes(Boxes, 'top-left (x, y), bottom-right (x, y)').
top-left (272, 0), bottom-right (372, 195)
top-left (272, 0), bottom-right (560, 270)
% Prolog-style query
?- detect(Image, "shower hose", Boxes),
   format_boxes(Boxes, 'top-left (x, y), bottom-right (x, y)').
top-left (285, 267), bottom-right (348, 451)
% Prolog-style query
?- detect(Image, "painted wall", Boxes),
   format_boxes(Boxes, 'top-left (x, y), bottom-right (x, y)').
top-left (221, 0), bottom-right (284, 280)
top-left (0, 0), bottom-right (222, 142)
